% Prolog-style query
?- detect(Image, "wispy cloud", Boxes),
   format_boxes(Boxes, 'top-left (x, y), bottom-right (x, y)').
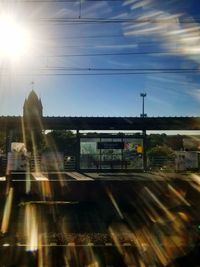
top-left (189, 88), bottom-right (200, 101)
top-left (123, 2), bottom-right (200, 65)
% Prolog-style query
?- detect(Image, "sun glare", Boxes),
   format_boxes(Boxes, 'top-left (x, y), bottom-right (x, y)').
top-left (0, 15), bottom-right (31, 59)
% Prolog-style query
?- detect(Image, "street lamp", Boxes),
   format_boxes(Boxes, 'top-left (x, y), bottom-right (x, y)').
top-left (140, 93), bottom-right (147, 171)
top-left (140, 93), bottom-right (147, 117)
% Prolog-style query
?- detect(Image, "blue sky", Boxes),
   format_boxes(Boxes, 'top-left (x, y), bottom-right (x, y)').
top-left (0, 0), bottom-right (200, 117)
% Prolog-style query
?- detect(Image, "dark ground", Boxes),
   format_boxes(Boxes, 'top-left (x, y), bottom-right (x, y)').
top-left (0, 172), bottom-right (199, 267)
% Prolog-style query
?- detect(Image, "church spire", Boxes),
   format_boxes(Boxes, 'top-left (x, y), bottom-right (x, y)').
top-left (23, 90), bottom-right (43, 118)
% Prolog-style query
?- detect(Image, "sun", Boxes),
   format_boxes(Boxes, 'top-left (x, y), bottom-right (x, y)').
top-left (0, 15), bottom-right (31, 59)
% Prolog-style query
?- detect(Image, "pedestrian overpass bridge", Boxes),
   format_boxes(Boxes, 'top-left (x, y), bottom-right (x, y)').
top-left (0, 116), bottom-right (200, 130)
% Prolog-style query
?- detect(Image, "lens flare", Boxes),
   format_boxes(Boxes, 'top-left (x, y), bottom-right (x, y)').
top-left (0, 15), bottom-right (31, 59)
top-left (1, 187), bottom-right (13, 234)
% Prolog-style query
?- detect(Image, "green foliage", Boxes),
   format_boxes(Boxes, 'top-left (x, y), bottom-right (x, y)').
top-left (44, 130), bottom-right (76, 154)
top-left (147, 145), bottom-right (175, 158)
top-left (147, 134), bottom-right (184, 151)
top-left (48, 130), bottom-right (75, 139)
top-left (0, 131), bottom-right (6, 153)
top-left (147, 145), bottom-right (175, 169)
top-left (164, 135), bottom-right (183, 150)
top-left (146, 134), bottom-right (167, 150)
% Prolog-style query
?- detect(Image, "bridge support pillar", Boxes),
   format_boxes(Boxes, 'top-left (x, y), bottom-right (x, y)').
top-left (76, 129), bottom-right (80, 171)
top-left (143, 130), bottom-right (147, 171)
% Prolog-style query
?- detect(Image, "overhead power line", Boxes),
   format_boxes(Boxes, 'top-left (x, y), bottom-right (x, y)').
top-left (38, 67), bottom-right (200, 71)
top-left (9, 68), bottom-right (200, 76)
top-left (5, 17), bottom-right (196, 25)
top-left (25, 70), bottom-right (200, 76)
top-left (36, 17), bottom-right (200, 24)
top-left (1, 69), bottom-right (200, 76)
top-left (45, 34), bottom-right (125, 40)
top-left (35, 42), bottom-right (163, 48)
top-left (1, 67), bottom-right (199, 73)
top-left (0, 64), bottom-right (199, 72)
top-left (41, 51), bottom-right (190, 57)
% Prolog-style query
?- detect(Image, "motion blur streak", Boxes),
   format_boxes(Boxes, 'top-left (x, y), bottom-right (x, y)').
top-left (38, 235), bottom-right (44, 267)
top-left (87, 261), bottom-right (99, 267)
top-left (139, 227), bottom-right (168, 266)
top-left (38, 231), bottom-right (51, 267)
top-left (106, 188), bottom-right (124, 219)
top-left (25, 172), bottom-right (32, 194)
top-left (109, 227), bottom-right (123, 255)
top-left (85, 246), bottom-right (99, 267)
top-left (21, 118), bottom-right (31, 193)
top-left (24, 204), bottom-right (38, 251)
top-left (168, 184), bottom-right (190, 206)
top-left (1, 187), bottom-right (13, 234)
top-left (191, 173), bottom-right (200, 192)
top-left (110, 223), bottom-right (141, 266)
top-left (144, 187), bottom-right (175, 221)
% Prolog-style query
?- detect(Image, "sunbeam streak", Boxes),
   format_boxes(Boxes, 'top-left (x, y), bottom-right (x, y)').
top-left (1, 187), bottom-right (13, 234)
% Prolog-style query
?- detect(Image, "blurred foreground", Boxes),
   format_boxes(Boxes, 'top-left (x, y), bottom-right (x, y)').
top-left (0, 172), bottom-right (199, 267)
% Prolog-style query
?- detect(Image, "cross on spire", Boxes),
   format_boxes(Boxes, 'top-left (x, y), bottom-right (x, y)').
top-left (31, 81), bottom-right (35, 90)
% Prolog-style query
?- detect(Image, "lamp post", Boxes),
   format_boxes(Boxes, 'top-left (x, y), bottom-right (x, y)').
top-left (140, 93), bottom-right (147, 171)
top-left (140, 93), bottom-right (147, 117)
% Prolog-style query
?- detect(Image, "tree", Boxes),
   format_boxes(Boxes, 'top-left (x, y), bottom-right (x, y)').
top-left (164, 135), bottom-right (183, 150)
top-left (146, 134), bottom-right (167, 151)
top-left (0, 130), bottom-right (6, 153)
top-left (147, 145), bottom-right (175, 169)
top-left (44, 130), bottom-right (76, 155)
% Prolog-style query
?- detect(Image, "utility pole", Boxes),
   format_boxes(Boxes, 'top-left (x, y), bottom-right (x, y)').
top-left (140, 93), bottom-right (147, 171)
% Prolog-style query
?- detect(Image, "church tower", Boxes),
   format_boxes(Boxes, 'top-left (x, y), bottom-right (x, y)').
top-left (23, 90), bottom-right (43, 119)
